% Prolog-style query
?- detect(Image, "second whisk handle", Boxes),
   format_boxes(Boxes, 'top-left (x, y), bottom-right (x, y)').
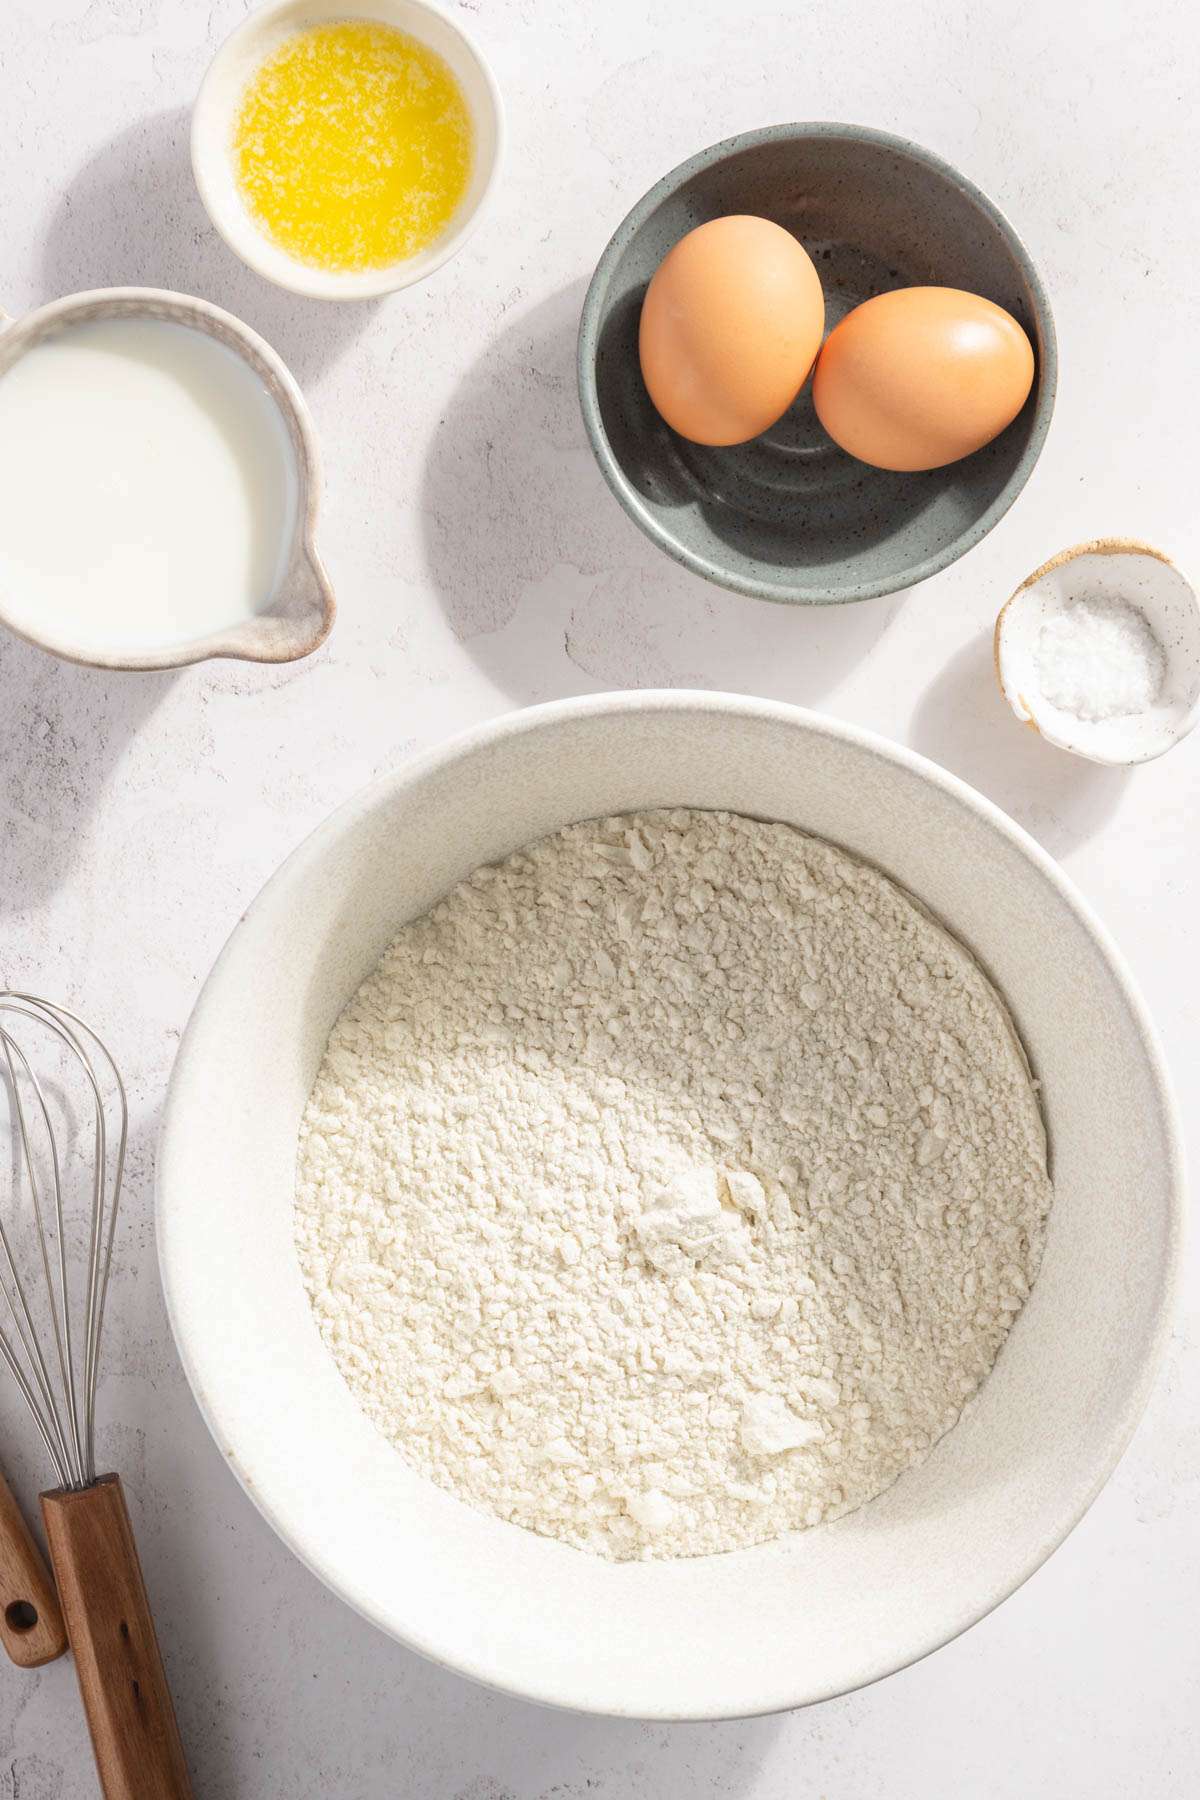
top-left (41, 1474), bottom-right (193, 1800)
top-left (0, 1467), bottom-right (65, 1667)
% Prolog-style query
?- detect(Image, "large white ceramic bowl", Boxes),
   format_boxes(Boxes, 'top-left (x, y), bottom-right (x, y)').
top-left (157, 693), bottom-right (1183, 1719)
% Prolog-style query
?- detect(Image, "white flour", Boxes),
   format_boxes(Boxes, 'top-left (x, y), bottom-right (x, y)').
top-left (296, 810), bottom-right (1052, 1560)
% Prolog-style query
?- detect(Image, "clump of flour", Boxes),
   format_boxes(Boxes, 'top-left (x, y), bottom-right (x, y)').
top-left (296, 810), bottom-right (1052, 1561)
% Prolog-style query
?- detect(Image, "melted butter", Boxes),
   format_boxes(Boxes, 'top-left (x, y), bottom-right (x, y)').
top-left (233, 20), bottom-right (473, 272)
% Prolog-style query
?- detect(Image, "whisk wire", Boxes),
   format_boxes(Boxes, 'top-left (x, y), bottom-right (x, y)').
top-left (54, 1002), bottom-right (128, 1476)
top-left (0, 1033), bottom-right (80, 1486)
top-left (0, 994), bottom-right (126, 1492)
top-left (0, 1329), bottom-right (70, 1488)
top-left (0, 1025), bottom-right (84, 1486)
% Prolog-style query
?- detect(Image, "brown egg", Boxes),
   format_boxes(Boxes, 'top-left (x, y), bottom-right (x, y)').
top-left (638, 216), bottom-right (824, 447)
top-left (812, 287), bottom-right (1035, 472)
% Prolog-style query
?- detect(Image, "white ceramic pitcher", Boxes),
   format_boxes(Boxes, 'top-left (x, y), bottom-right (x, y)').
top-left (0, 286), bottom-right (334, 671)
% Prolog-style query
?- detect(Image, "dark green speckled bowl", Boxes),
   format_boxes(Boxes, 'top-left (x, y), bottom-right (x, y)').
top-left (577, 123), bottom-right (1056, 606)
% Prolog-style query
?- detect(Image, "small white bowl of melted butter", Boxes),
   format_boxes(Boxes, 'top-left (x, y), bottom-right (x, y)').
top-left (192, 0), bottom-right (504, 300)
top-left (0, 287), bottom-right (333, 671)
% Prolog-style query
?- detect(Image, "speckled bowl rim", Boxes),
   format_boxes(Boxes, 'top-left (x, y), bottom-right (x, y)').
top-left (577, 122), bottom-right (1059, 607)
top-left (158, 690), bottom-right (1182, 1720)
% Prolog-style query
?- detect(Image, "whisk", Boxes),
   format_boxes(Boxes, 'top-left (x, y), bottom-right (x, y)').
top-left (0, 993), bottom-right (191, 1800)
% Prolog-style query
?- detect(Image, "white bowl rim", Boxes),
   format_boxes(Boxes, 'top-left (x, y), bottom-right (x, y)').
top-left (191, 0), bottom-right (506, 301)
top-left (157, 689), bottom-right (1185, 1717)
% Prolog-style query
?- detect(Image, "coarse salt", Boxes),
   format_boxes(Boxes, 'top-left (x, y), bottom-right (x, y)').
top-left (1034, 593), bottom-right (1165, 722)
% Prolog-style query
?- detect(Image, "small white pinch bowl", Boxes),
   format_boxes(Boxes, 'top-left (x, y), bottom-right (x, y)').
top-left (158, 693), bottom-right (1182, 1719)
top-left (995, 538), bottom-right (1200, 764)
top-left (193, 0), bottom-right (504, 301)
top-left (0, 286), bottom-right (333, 671)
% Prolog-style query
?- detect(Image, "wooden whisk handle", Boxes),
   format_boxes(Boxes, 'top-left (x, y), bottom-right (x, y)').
top-left (0, 1467), bottom-right (66, 1667)
top-left (41, 1474), bottom-right (192, 1800)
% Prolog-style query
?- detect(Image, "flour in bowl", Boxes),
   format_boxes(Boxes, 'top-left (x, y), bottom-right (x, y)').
top-left (295, 810), bottom-right (1052, 1560)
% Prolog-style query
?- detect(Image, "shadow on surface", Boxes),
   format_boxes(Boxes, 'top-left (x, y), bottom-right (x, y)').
top-left (421, 282), bottom-right (899, 707)
top-left (41, 108), bottom-right (380, 387)
top-left (0, 632), bottom-right (175, 913)
top-left (168, 1426), bottom-right (786, 1799)
top-left (910, 632), bottom-right (1130, 856)
top-left (1, 103), bottom-right (385, 910)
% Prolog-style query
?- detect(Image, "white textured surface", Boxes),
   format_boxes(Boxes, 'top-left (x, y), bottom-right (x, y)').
top-left (0, 0), bottom-right (1195, 1793)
